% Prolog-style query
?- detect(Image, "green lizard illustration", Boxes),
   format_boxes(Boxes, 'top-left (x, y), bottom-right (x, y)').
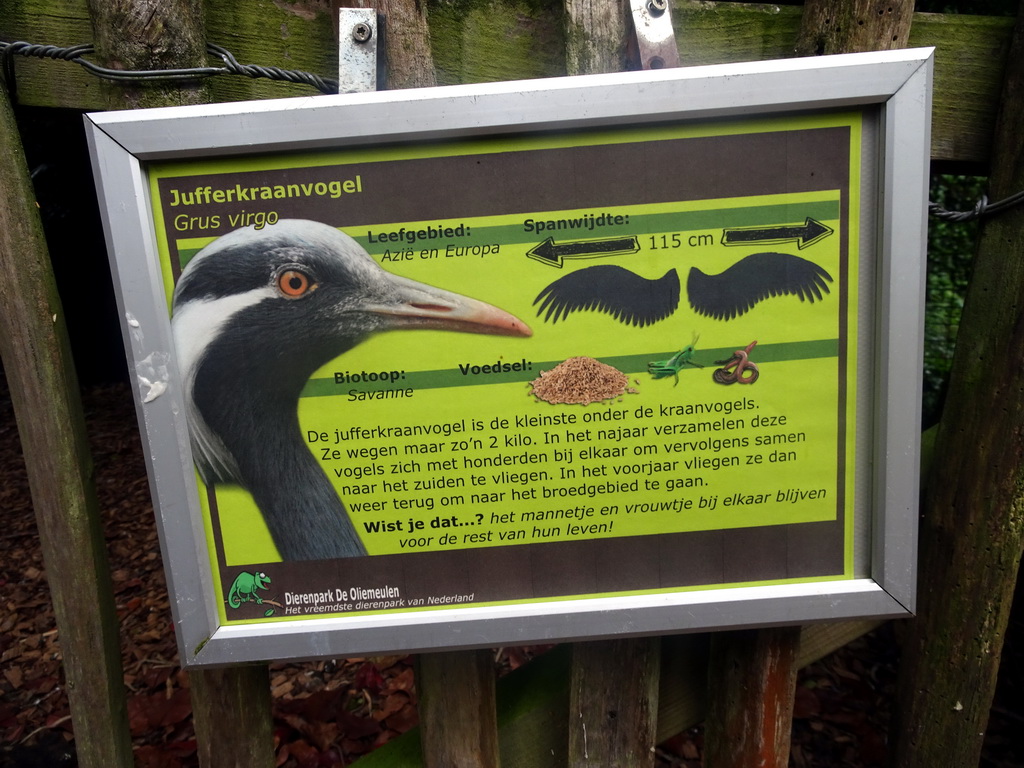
top-left (227, 571), bottom-right (271, 608)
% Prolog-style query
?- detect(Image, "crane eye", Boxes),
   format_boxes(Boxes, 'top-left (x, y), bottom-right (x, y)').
top-left (276, 268), bottom-right (317, 299)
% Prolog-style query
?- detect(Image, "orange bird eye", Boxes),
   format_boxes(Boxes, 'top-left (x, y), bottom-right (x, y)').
top-left (277, 269), bottom-right (316, 298)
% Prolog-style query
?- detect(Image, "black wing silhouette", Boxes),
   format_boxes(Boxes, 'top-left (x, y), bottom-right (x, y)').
top-left (534, 265), bottom-right (680, 327)
top-left (687, 252), bottom-right (833, 321)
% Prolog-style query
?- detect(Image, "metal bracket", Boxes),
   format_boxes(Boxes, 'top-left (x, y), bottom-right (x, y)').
top-left (629, 0), bottom-right (680, 70)
top-left (337, 7), bottom-right (383, 92)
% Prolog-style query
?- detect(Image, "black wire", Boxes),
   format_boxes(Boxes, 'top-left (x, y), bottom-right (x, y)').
top-left (929, 189), bottom-right (1024, 222)
top-left (2, 38), bottom-right (1024, 219)
top-left (0, 40), bottom-right (338, 95)
top-left (207, 44), bottom-right (335, 93)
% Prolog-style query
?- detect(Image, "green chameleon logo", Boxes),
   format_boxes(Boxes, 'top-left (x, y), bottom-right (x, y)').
top-left (227, 571), bottom-right (272, 609)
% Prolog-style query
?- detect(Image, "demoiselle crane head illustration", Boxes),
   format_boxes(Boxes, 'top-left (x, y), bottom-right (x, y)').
top-left (171, 219), bottom-right (531, 562)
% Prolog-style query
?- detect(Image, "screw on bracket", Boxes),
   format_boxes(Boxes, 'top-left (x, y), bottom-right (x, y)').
top-left (338, 7), bottom-right (379, 91)
top-left (352, 23), bottom-right (373, 43)
top-left (630, 0), bottom-right (678, 68)
top-left (647, 0), bottom-right (667, 16)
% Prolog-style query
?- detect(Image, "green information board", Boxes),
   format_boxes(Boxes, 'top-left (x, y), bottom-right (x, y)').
top-left (149, 115), bottom-right (860, 623)
top-left (86, 50), bottom-right (931, 663)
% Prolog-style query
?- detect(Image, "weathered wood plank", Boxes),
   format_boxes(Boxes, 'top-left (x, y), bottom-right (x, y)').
top-left (892, 4), bottom-right (1024, 766)
top-left (0, 0), bottom-right (97, 107)
top-left (355, 621), bottom-right (881, 767)
top-left (429, 0), bottom-right (566, 84)
top-left (190, 665), bottom-right (275, 768)
top-left (0, 0), bottom-right (337, 109)
top-left (564, 0), bottom-right (631, 74)
top-left (416, 649), bottom-right (500, 768)
top-left (702, 627), bottom-right (801, 768)
top-left (494, 644), bottom-right (572, 767)
top-left (202, 0), bottom-right (337, 102)
top-left (0, 0), bottom-right (1013, 164)
top-left (568, 637), bottom-right (661, 767)
top-left (0, 84), bottom-right (133, 768)
top-left (672, 2), bottom-right (1013, 166)
top-left (909, 11), bottom-right (1014, 166)
top-left (673, 1), bottom-right (801, 66)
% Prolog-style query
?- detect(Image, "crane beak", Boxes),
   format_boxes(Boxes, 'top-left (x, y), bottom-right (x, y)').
top-left (366, 274), bottom-right (532, 338)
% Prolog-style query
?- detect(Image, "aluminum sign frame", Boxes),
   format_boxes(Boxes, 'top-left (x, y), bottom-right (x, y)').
top-left (85, 48), bottom-right (932, 666)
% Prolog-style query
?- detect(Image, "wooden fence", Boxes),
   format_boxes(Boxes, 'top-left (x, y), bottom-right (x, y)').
top-left (1, 0), bottom-right (1023, 766)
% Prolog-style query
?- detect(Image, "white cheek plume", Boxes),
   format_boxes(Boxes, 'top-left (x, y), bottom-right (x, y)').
top-left (172, 288), bottom-right (276, 382)
top-left (171, 287), bottom-right (276, 483)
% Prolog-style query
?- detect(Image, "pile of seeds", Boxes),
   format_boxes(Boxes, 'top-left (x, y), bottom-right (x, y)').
top-left (529, 356), bottom-right (635, 405)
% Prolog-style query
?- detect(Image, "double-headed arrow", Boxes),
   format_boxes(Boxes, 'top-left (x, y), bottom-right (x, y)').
top-left (721, 217), bottom-right (833, 250)
top-left (527, 235), bottom-right (640, 267)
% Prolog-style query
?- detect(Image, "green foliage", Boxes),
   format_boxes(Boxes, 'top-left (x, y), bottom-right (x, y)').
top-left (923, 174), bottom-right (985, 424)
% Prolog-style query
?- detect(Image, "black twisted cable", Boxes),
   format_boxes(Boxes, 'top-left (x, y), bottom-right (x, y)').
top-left (3, 37), bottom-right (1024, 217)
top-left (929, 189), bottom-right (1024, 222)
top-left (208, 44), bottom-right (335, 94)
top-left (0, 39), bottom-right (338, 94)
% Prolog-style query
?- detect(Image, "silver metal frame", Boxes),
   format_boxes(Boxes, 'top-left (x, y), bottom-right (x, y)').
top-left (85, 48), bottom-right (933, 666)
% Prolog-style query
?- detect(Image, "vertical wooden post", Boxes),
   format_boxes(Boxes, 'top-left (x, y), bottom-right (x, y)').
top-left (702, 626), bottom-right (801, 768)
top-left (417, 649), bottom-right (500, 768)
top-left (560, 6), bottom-right (666, 762)
top-left (568, 637), bottom-right (661, 768)
top-left (564, 0), bottom-right (631, 75)
top-left (83, 3), bottom-right (277, 766)
top-left (191, 665), bottom-right (274, 768)
top-left (795, 0), bottom-right (915, 56)
top-left (84, 0), bottom-right (209, 109)
top-left (704, 6), bottom-right (925, 767)
top-left (0, 88), bottom-right (133, 768)
top-left (892, 4), bottom-right (1024, 766)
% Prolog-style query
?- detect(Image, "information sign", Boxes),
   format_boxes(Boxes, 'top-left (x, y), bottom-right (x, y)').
top-left (86, 49), bottom-right (932, 665)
